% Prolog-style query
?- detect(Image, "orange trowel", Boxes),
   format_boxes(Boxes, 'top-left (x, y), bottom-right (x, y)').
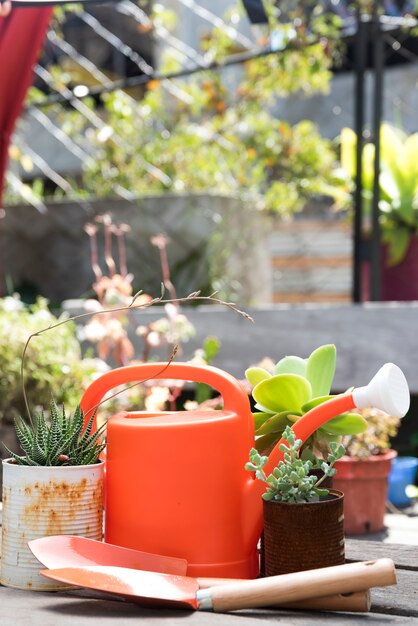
top-left (40, 559), bottom-right (396, 612)
top-left (29, 535), bottom-right (372, 612)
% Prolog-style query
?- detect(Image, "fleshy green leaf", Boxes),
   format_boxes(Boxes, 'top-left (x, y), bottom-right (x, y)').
top-left (253, 412), bottom-right (273, 430)
top-left (245, 367), bottom-right (271, 387)
top-left (301, 395), bottom-right (334, 412)
top-left (273, 356), bottom-right (307, 377)
top-left (320, 412), bottom-right (368, 435)
top-left (256, 411), bottom-right (298, 436)
top-left (252, 374), bottom-right (312, 414)
top-left (254, 402), bottom-right (276, 414)
top-left (306, 344), bottom-right (336, 397)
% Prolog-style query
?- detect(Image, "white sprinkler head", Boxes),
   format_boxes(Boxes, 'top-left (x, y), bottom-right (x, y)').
top-left (352, 363), bottom-right (410, 418)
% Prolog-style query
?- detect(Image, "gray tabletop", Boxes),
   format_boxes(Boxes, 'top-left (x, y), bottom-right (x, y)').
top-left (1, 539), bottom-right (417, 625)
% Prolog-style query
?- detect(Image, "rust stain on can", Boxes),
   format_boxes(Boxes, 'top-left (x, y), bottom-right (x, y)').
top-left (21, 476), bottom-right (103, 535)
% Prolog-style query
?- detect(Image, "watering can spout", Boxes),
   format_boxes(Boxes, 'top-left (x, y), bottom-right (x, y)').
top-left (243, 363), bottom-right (410, 555)
top-left (352, 363), bottom-right (410, 418)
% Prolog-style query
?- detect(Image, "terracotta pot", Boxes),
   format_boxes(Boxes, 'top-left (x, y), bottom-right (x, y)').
top-left (262, 490), bottom-right (345, 576)
top-left (1, 460), bottom-right (104, 590)
top-left (333, 450), bottom-right (396, 535)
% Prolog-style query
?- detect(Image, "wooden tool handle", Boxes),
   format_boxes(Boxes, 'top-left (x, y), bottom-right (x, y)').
top-left (196, 559), bottom-right (396, 612)
top-left (196, 578), bottom-right (370, 612)
top-left (281, 590), bottom-right (371, 612)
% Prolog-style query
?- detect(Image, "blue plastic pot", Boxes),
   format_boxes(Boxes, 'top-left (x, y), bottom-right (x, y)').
top-left (388, 457), bottom-right (418, 508)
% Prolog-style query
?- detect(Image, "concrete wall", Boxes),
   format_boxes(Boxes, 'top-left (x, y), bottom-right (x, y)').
top-left (64, 301), bottom-right (418, 393)
top-left (2, 194), bottom-right (271, 305)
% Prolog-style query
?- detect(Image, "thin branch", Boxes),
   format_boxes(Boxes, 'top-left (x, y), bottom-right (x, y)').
top-left (85, 345), bottom-right (179, 420)
top-left (20, 291), bottom-right (253, 421)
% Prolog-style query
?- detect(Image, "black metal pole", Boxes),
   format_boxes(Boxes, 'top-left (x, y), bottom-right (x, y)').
top-left (370, 3), bottom-right (384, 301)
top-left (353, 5), bottom-right (367, 303)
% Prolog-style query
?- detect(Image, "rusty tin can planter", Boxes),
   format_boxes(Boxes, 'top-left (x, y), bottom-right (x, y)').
top-left (1, 460), bottom-right (104, 590)
top-left (262, 490), bottom-right (345, 576)
top-left (259, 470), bottom-right (334, 577)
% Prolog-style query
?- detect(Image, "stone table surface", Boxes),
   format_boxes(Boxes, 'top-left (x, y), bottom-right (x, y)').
top-left (0, 539), bottom-right (417, 625)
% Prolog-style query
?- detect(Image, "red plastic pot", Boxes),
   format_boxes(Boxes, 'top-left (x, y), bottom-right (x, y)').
top-left (362, 235), bottom-right (418, 301)
top-left (333, 450), bottom-right (397, 535)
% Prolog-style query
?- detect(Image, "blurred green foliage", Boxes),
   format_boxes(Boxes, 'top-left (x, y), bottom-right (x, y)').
top-left (7, 1), bottom-right (347, 217)
top-left (0, 296), bottom-right (103, 423)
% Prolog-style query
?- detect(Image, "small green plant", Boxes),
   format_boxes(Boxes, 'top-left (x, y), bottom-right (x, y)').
top-left (0, 295), bottom-right (105, 425)
top-left (341, 408), bottom-right (401, 461)
top-left (245, 425), bottom-right (345, 503)
top-left (245, 344), bottom-right (367, 458)
top-left (4, 399), bottom-right (105, 466)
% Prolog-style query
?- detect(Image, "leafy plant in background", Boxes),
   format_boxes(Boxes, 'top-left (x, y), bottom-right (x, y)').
top-left (341, 407), bottom-right (401, 461)
top-left (0, 296), bottom-right (105, 425)
top-left (245, 344), bottom-right (367, 458)
top-left (341, 123), bottom-right (418, 265)
top-left (6, 1), bottom-right (346, 218)
top-left (246, 425), bottom-right (345, 503)
top-left (81, 0), bottom-right (344, 217)
top-left (4, 399), bottom-right (106, 466)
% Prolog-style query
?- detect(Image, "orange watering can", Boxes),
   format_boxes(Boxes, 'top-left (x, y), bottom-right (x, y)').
top-left (80, 361), bottom-right (409, 579)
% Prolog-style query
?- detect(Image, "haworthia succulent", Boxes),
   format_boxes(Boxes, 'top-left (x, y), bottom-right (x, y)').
top-left (4, 401), bottom-right (105, 466)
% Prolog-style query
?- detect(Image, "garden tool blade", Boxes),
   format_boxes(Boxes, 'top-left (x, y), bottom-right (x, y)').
top-left (28, 536), bottom-right (187, 575)
top-left (41, 559), bottom-right (396, 612)
top-left (29, 537), bottom-right (371, 612)
top-left (41, 566), bottom-right (199, 609)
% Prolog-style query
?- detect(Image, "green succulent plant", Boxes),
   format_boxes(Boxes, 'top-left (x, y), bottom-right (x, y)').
top-left (245, 344), bottom-right (367, 459)
top-left (246, 425), bottom-right (345, 503)
top-left (4, 399), bottom-right (106, 466)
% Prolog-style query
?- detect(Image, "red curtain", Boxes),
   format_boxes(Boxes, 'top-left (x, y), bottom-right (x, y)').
top-left (0, 7), bottom-right (52, 205)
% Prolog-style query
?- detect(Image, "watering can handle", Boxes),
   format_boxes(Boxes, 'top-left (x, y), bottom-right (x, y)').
top-left (80, 362), bottom-right (252, 431)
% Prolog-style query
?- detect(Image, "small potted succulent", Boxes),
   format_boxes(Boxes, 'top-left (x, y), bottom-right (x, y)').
top-left (333, 408), bottom-right (403, 533)
top-left (1, 400), bottom-right (106, 590)
top-left (245, 344), bottom-right (367, 460)
top-left (246, 426), bottom-right (345, 576)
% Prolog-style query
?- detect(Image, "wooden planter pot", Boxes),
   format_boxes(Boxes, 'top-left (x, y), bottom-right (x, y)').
top-left (1, 460), bottom-right (104, 590)
top-left (262, 490), bottom-right (345, 576)
top-left (333, 450), bottom-right (396, 535)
